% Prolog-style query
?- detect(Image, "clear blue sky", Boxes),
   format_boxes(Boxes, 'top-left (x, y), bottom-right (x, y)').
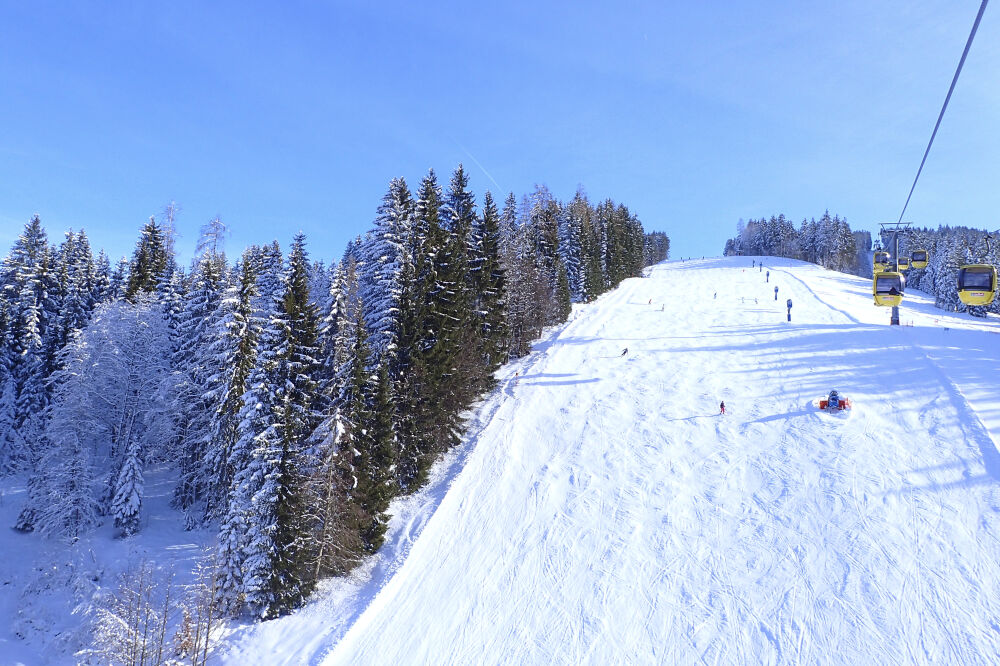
top-left (2, 1), bottom-right (998, 264)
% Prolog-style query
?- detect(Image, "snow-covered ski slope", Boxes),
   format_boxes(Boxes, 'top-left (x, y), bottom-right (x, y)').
top-left (226, 257), bottom-right (1000, 665)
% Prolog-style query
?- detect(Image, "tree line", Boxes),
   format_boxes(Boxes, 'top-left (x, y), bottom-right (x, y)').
top-left (723, 212), bottom-right (871, 278)
top-left (0, 165), bottom-right (666, 620)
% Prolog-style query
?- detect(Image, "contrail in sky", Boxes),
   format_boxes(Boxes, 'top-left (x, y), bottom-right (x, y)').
top-left (455, 141), bottom-right (504, 194)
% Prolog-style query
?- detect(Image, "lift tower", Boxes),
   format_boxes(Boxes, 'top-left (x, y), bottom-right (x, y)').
top-left (879, 221), bottom-right (912, 326)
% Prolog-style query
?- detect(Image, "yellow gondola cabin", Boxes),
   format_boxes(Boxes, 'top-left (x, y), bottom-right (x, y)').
top-left (873, 251), bottom-right (890, 272)
top-left (957, 264), bottom-right (997, 307)
top-left (873, 271), bottom-right (904, 307)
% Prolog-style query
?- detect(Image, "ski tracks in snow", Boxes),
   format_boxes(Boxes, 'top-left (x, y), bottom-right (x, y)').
top-left (230, 258), bottom-right (1000, 665)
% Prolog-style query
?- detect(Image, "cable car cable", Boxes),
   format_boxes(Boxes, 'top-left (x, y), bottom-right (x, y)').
top-left (897, 0), bottom-right (989, 225)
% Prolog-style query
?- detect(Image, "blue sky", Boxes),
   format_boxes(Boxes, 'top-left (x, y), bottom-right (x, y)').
top-left (1, 1), bottom-right (998, 264)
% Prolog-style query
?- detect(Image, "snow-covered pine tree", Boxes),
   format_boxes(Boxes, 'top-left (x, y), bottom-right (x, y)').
top-left (109, 256), bottom-right (129, 300)
top-left (226, 233), bottom-right (320, 618)
top-left (308, 259), bottom-right (333, 316)
top-left (337, 302), bottom-right (375, 548)
top-left (110, 437), bottom-right (144, 537)
top-left (499, 192), bottom-right (518, 260)
top-left (4, 216), bottom-right (58, 528)
top-left (125, 217), bottom-right (170, 298)
top-left (280, 233), bottom-right (322, 447)
top-left (218, 305), bottom-right (276, 614)
top-left (203, 250), bottom-right (260, 521)
top-left (441, 164), bottom-right (486, 395)
top-left (315, 259), bottom-right (352, 419)
top-left (357, 177), bottom-right (413, 365)
top-left (362, 359), bottom-right (396, 551)
top-left (0, 375), bottom-right (21, 475)
top-left (935, 236), bottom-right (965, 310)
top-left (395, 168), bottom-right (458, 488)
top-left (554, 257), bottom-right (572, 322)
top-left (563, 190), bottom-right (589, 301)
top-left (92, 249), bottom-right (112, 305)
top-left (172, 253), bottom-right (226, 520)
top-left (253, 241), bottom-right (284, 320)
top-left (306, 256), bottom-right (368, 577)
top-left (478, 191), bottom-right (509, 374)
top-left (581, 208), bottom-right (605, 302)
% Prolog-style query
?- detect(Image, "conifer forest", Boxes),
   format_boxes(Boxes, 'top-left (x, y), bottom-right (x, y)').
top-left (0, 165), bottom-right (666, 625)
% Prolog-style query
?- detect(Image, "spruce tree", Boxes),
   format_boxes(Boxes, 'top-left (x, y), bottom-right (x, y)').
top-left (4, 216), bottom-right (58, 528)
top-left (172, 254), bottom-right (225, 519)
top-left (110, 438), bottom-right (144, 537)
top-left (226, 233), bottom-right (320, 618)
top-left (363, 360), bottom-right (397, 551)
top-left (204, 251), bottom-right (259, 520)
top-left (358, 177), bottom-right (413, 364)
top-left (479, 191), bottom-right (509, 373)
top-left (125, 217), bottom-right (169, 298)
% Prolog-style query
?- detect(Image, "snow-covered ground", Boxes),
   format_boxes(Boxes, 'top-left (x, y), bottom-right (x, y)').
top-left (219, 257), bottom-right (1000, 665)
top-left (5, 257), bottom-right (1000, 664)
top-left (0, 468), bottom-right (215, 665)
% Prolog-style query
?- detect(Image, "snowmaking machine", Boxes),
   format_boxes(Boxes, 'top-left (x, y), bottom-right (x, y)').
top-left (817, 389), bottom-right (851, 412)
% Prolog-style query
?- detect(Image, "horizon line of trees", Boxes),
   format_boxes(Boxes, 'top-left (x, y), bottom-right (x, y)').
top-left (0, 165), bottom-right (668, 620)
top-left (723, 212), bottom-right (871, 278)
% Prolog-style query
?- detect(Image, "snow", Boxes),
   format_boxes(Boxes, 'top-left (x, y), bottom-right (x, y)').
top-left (5, 256), bottom-right (1000, 664)
top-left (0, 467), bottom-right (215, 664)
top-left (218, 257), bottom-right (1000, 664)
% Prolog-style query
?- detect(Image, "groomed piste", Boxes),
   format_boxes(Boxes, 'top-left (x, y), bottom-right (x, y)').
top-left (224, 256), bottom-right (1000, 665)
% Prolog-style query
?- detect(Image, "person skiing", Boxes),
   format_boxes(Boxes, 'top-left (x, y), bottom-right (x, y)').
top-left (774, 285), bottom-right (779, 300)
top-left (720, 401), bottom-right (726, 415)
top-left (766, 270), bottom-right (769, 282)
top-left (621, 347), bottom-right (628, 356)
top-left (713, 292), bottom-right (717, 299)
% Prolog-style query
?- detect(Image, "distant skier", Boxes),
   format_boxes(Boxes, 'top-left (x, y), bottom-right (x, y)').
top-left (621, 347), bottom-right (628, 357)
top-left (766, 271), bottom-right (769, 282)
top-left (720, 401), bottom-right (726, 415)
top-left (648, 298), bottom-right (652, 304)
top-left (714, 292), bottom-right (717, 299)
top-left (774, 285), bottom-right (779, 300)
top-left (752, 260), bottom-right (755, 267)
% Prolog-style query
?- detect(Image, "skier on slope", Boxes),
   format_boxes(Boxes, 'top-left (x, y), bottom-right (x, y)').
top-left (720, 401), bottom-right (726, 415)
top-left (621, 347), bottom-right (628, 357)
